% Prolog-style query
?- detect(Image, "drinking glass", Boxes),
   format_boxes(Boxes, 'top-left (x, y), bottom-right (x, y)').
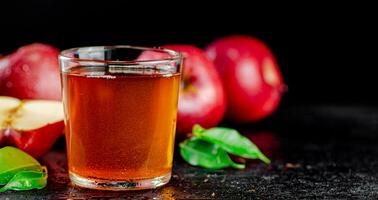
top-left (59, 46), bottom-right (182, 190)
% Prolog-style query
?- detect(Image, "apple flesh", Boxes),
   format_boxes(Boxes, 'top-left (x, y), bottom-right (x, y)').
top-left (163, 45), bottom-right (227, 135)
top-left (0, 96), bottom-right (64, 157)
top-left (0, 96), bottom-right (21, 144)
top-left (206, 35), bottom-right (286, 123)
top-left (0, 43), bottom-right (61, 100)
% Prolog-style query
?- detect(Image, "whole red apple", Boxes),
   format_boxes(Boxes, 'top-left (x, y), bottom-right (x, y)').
top-left (206, 35), bottom-right (286, 123)
top-left (163, 45), bottom-right (227, 135)
top-left (0, 43), bottom-right (61, 100)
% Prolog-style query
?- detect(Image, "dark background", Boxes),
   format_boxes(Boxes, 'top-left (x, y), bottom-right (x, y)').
top-left (0, 2), bottom-right (377, 106)
top-left (3, 3), bottom-right (378, 199)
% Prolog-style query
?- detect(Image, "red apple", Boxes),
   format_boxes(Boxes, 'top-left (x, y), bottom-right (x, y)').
top-left (0, 43), bottom-right (61, 100)
top-left (163, 45), bottom-right (227, 135)
top-left (0, 96), bottom-right (64, 157)
top-left (206, 35), bottom-right (286, 123)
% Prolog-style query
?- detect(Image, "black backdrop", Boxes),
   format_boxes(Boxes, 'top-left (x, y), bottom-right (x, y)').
top-left (1, 1), bottom-right (377, 106)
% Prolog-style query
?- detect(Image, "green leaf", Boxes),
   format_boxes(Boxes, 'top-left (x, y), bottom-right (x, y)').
top-left (0, 170), bottom-right (47, 192)
top-left (179, 137), bottom-right (245, 170)
top-left (0, 146), bottom-right (47, 192)
top-left (0, 146), bottom-right (42, 185)
top-left (193, 125), bottom-right (271, 164)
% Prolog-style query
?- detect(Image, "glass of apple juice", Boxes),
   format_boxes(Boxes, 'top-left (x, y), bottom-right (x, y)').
top-left (59, 46), bottom-right (182, 190)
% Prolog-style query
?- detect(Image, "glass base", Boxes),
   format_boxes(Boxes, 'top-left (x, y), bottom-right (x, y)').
top-left (69, 172), bottom-right (171, 191)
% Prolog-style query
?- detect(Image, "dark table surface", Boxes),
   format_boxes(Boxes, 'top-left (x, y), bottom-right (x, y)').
top-left (2, 105), bottom-right (378, 199)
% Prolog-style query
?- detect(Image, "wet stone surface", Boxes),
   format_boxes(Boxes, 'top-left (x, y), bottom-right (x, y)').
top-left (1, 106), bottom-right (378, 199)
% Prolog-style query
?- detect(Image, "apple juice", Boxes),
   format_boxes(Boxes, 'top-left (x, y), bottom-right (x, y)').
top-left (61, 66), bottom-right (180, 181)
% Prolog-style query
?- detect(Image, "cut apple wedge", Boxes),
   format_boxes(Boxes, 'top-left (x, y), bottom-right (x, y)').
top-left (0, 96), bottom-right (64, 158)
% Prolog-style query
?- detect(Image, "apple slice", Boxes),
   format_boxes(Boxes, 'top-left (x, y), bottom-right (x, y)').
top-left (0, 96), bottom-right (64, 157)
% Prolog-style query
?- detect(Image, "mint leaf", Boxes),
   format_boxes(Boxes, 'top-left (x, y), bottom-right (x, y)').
top-left (180, 137), bottom-right (245, 170)
top-left (0, 170), bottom-right (47, 192)
top-left (0, 146), bottom-right (42, 185)
top-left (193, 125), bottom-right (271, 164)
top-left (0, 146), bottom-right (47, 192)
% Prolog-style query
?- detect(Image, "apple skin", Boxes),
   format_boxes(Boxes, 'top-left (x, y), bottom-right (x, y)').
top-left (0, 43), bottom-right (61, 100)
top-left (163, 45), bottom-right (227, 135)
top-left (206, 35), bottom-right (286, 123)
top-left (6, 121), bottom-right (64, 158)
top-left (0, 131), bottom-right (3, 144)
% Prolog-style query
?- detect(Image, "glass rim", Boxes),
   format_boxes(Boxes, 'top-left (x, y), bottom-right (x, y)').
top-left (59, 45), bottom-right (182, 65)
